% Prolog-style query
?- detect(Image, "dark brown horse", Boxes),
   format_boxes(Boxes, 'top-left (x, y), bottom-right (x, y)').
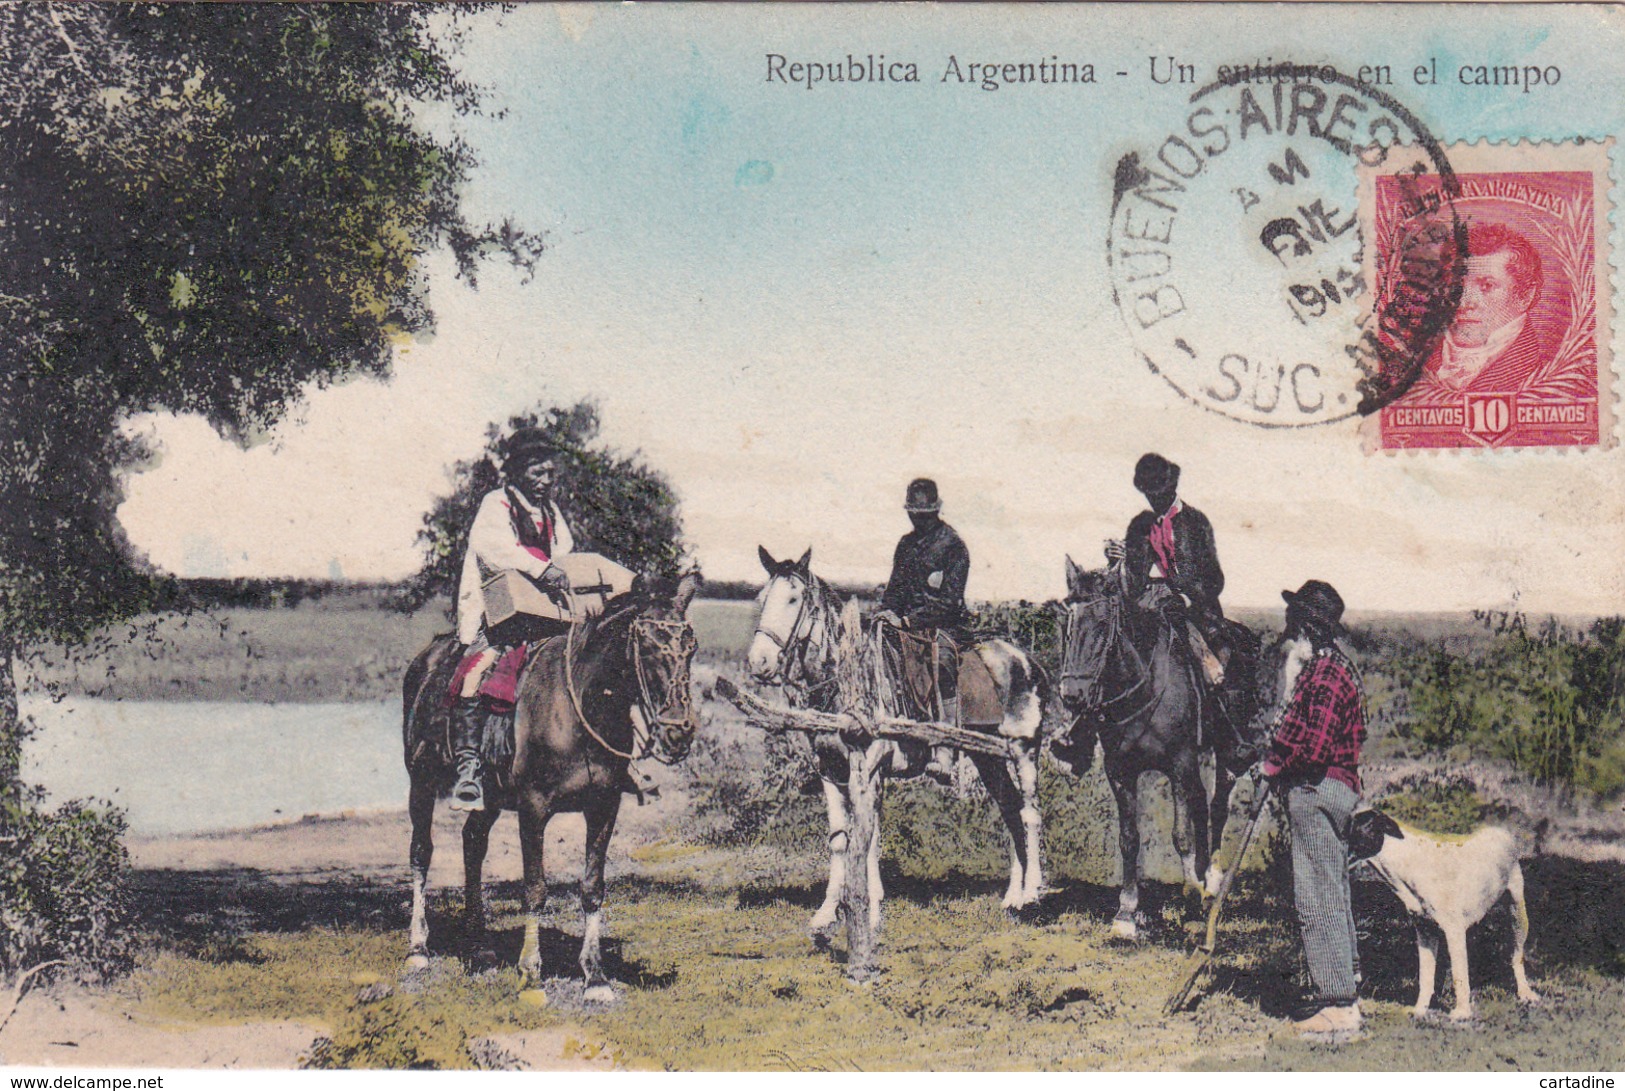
top-left (402, 573), bottom-right (700, 998)
top-left (1058, 557), bottom-right (1266, 939)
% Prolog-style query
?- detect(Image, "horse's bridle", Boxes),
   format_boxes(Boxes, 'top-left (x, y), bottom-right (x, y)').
top-left (628, 616), bottom-right (699, 764)
top-left (754, 573), bottom-right (836, 700)
top-left (1062, 592), bottom-right (1155, 725)
top-left (563, 597), bottom-right (698, 765)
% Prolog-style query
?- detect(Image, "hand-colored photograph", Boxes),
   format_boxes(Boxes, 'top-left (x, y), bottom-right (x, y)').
top-left (0, 2), bottom-right (1621, 1076)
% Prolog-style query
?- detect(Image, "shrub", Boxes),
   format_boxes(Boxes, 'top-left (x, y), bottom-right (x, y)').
top-left (0, 790), bottom-right (132, 1026)
top-left (301, 992), bottom-right (472, 1070)
top-left (1391, 615), bottom-right (1625, 800)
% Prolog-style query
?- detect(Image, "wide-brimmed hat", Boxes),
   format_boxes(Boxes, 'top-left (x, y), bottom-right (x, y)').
top-left (500, 427), bottom-right (559, 473)
top-left (1282, 579), bottom-right (1347, 634)
top-left (904, 478), bottom-right (941, 512)
top-left (1133, 453), bottom-right (1180, 495)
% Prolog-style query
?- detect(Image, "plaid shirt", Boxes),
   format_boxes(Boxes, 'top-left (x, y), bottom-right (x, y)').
top-left (1263, 648), bottom-right (1365, 793)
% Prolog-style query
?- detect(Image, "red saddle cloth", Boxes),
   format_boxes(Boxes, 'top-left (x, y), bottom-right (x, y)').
top-left (446, 643), bottom-right (531, 711)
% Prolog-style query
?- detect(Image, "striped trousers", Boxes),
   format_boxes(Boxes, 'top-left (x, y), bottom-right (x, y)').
top-left (1287, 777), bottom-right (1360, 1006)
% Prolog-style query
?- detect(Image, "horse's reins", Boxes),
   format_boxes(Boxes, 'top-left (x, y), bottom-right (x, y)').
top-left (562, 591), bottom-right (694, 764)
top-left (757, 574), bottom-right (838, 704)
top-left (1064, 592), bottom-right (1156, 725)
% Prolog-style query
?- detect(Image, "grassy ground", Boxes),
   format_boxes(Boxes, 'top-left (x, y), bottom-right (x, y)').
top-left (107, 819), bottom-right (1625, 1071)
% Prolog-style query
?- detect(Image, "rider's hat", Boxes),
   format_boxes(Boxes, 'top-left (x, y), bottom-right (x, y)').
top-left (1282, 579), bottom-right (1347, 635)
top-left (904, 478), bottom-right (941, 513)
top-left (1133, 452), bottom-right (1180, 495)
top-left (501, 427), bottom-right (559, 474)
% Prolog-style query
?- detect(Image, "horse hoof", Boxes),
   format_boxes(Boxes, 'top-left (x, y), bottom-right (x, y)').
top-left (518, 988), bottom-right (550, 1009)
top-left (1110, 918), bottom-right (1139, 941)
top-left (584, 984), bottom-right (617, 1005)
top-left (405, 953), bottom-right (430, 971)
top-left (809, 925), bottom-right (836, 951)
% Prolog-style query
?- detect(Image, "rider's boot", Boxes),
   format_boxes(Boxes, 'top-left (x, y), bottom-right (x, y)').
top-left (618, 759), bottom-right (661, 805)
top-left (450, 699), bottom-right (486, 812)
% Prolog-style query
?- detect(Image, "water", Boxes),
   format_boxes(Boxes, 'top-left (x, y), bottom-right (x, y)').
top-left (21, 697), bottom-right (405, 836)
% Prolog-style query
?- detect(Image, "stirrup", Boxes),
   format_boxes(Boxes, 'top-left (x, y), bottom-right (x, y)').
top-left (451, 758), bottom-right (485, 812)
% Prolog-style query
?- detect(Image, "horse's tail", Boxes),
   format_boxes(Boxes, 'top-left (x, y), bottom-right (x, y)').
top-left (403, 633), bottom-right (458, 770)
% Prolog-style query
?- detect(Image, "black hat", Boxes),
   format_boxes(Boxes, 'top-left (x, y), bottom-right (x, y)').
top-left (501, 427), bottom-right (559, 473)
top-left (1133, 453), bottom-right (1180, 495)
top-left (904, 478), bottom-right (941, 512)
top-left (1282, 579), bottom-right (1347, 634)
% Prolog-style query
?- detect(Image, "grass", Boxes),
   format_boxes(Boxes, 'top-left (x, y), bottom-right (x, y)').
top-left (111, 837), bottom-right (1625, 1071)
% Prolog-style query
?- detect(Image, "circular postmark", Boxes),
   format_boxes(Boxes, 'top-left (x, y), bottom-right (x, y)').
top-left (1107, 65), bottom-right (1464, 427)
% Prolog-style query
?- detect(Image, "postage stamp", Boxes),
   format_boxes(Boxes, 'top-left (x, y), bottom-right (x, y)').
top-left (4, 3), bottom-right (1625, 1081)
top-left (1362, 141), bottom-right (1616, 451)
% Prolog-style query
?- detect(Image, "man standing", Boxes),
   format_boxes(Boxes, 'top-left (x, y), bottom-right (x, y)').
top-left (1262, 579), bottom-right (1367, 1037)
top-left (448, 427), bottom-right (574, 810)
top-left (875, 478), bottom-right (969, 783)
top-left (1110, 453), bottom-right (1228, 684)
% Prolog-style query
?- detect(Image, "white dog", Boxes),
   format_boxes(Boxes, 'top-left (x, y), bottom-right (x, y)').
top-left (1348, 809), bottom-right (1542, 1021)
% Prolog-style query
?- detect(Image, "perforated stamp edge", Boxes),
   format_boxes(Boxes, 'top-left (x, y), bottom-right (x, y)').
top-left (1357, 138), bottom-right (1618, 456)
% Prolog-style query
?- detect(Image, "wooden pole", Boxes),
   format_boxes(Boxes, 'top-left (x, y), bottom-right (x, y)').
top-left (713, 676), bottom-right (1017, 760)
top-left (843, 742), bottom-right (882, 982)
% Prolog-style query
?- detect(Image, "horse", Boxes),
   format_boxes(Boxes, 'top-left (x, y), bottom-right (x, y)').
top-left (401, 572), bottom-right (701, 999)
top-left (1057, 556), bottom-right (1266, 940)
top-left (746, 546), bottom-right (1050, 947)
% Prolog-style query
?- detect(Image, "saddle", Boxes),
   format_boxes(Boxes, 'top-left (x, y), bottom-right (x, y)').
top-left (886, 626), bottom-right (1004, 728)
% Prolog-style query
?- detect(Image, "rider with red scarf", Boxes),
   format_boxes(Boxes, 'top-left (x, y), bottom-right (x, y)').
top-left (1108, 452), bottom-right (1229, 684)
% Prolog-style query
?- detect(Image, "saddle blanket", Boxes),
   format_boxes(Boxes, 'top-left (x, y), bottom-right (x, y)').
top-left (446, 639), bottom-right (545, 711)
top-left (958, 649), bottom-right (1005, 729)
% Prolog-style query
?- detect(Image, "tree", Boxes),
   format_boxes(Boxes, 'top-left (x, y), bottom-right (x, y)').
top-left (399, 401), bottom-right (687, 613)
top-left (0, 3), bottom-right (537, 1001)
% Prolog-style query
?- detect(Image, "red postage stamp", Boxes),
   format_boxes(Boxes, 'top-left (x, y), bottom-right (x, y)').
top-left (1363, 142), bottom-right (1614, 452)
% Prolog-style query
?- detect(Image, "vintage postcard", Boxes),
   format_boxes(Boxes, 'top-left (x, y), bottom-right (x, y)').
top-left (2, 2), bottom-right (1623, 1080)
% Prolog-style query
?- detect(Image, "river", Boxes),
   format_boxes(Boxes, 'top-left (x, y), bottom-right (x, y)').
top-left (21, 697), bottom-right (404, 836)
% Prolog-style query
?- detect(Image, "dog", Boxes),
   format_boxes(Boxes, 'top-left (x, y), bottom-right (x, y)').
top-left (1348, 808), bottom-right (1543, 1021)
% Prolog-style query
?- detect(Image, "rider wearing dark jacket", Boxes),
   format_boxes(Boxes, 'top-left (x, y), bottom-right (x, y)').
top-left (876, 478), bottom-right (969, 784)
top-left (879, 481), bottom-right (971, 636)
top-left (1113, 453), bottom-right (1230, 683)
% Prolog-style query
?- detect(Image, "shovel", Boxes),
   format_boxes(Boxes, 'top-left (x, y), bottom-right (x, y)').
top-left (1164, 780), bottom-right (1273, 1015)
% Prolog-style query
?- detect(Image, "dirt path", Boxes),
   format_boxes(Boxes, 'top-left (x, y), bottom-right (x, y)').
top-left (2, 791), bottom-right (693, 1071)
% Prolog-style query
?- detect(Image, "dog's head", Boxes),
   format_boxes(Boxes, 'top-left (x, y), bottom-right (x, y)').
top-left (1349, 808), bottom-right (1405, 862)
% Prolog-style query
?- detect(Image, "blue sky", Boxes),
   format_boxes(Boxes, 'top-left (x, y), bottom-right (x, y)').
top-left (119, 4), bottom-right (1625, 613)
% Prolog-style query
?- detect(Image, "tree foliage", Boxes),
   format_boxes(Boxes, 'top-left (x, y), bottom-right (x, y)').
top-left (0, 4), bottom-right (537, 1003)
top-left (400, 401), bottom-right (687, 612)
top-left (0, 4), bottom-right (540, 653)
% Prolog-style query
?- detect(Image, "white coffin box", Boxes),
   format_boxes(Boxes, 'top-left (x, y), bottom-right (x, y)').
top-left (481, 552), bottom-right (637, 628)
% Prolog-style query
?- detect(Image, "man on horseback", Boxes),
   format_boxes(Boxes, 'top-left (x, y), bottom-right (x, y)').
top-left (449, 428), bottom-right (574, 810)
top-left (874, 477), bottom-right (968, 784)
top-left (448, 428), bottom-right (656, 810)
top-left (1108, 453), bottom-right (1229, 683)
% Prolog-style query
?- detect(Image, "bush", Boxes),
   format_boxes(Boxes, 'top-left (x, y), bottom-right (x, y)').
top-left (1390, 614), bottom-right (1625, 799)
top-left (302, 992), bottom-right (472, 1070)
top-left (0, 792), bottom-right (132, 1001)
top-left (1371, 771), bottom-right (1491, 836)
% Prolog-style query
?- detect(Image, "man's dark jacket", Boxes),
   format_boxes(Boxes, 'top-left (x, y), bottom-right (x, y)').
top-left (1124, 503), bottom-right (1225, 626)
top-left (880, 518), bottom-right (970, 633)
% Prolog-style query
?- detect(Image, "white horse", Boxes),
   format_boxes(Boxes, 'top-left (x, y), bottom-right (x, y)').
top-left (746, 546), bottom-right (1050, 945)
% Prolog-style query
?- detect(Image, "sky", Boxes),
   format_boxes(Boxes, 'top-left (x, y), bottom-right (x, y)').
top-left (115, 4), bottom-right (1625, 613)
